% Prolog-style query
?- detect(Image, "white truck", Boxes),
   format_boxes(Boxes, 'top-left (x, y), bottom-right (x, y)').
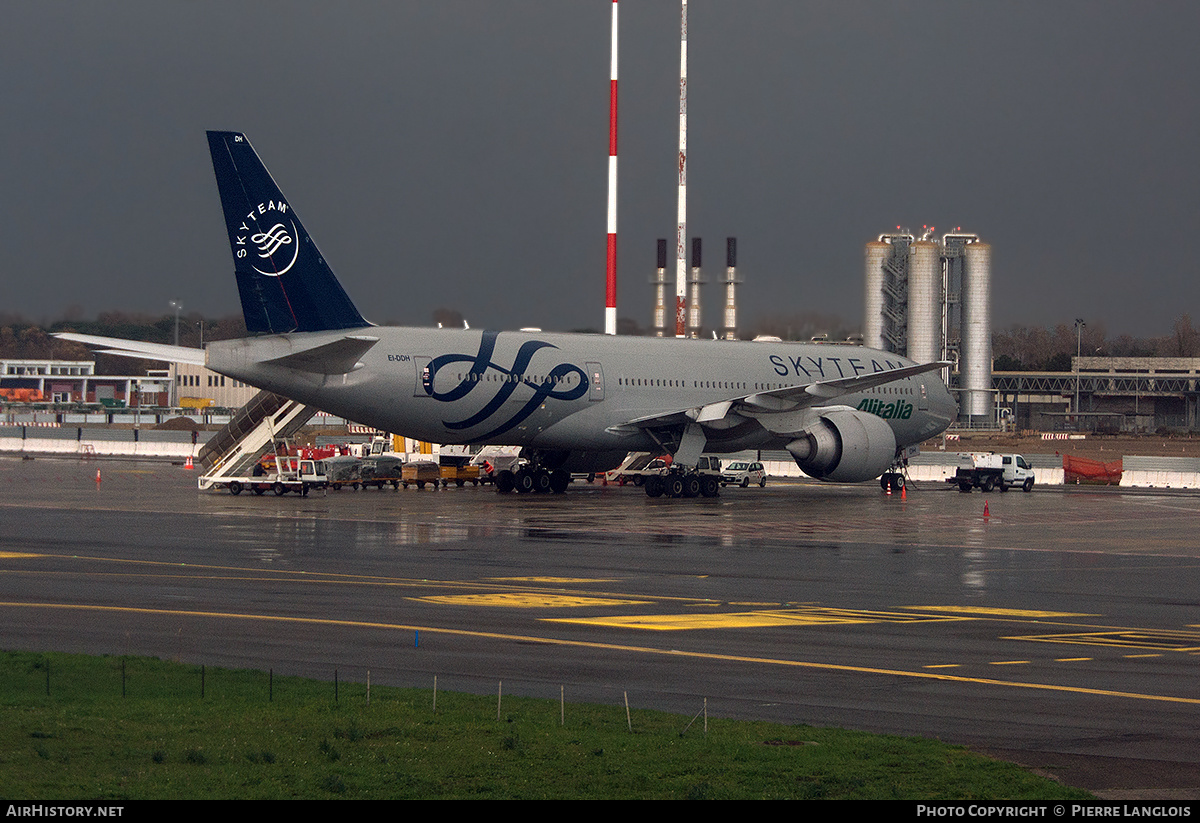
top-left (949, 453), bottom-right (1035, 493)
top-left (214, 457), bottom-right (329, 497)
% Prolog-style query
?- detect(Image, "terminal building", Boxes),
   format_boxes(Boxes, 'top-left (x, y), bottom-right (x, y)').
top-left (0, 358), bottom-right (255, 410)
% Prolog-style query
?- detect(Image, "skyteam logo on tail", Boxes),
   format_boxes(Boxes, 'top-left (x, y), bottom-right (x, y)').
top-left (236, 200), bottom-right (299, 277)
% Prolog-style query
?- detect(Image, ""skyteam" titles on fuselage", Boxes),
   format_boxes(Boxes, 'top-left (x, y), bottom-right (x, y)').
top-left (769, 353), bottom-right (909, 378)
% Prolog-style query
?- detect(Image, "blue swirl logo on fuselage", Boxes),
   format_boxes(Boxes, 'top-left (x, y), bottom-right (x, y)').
top-left (424, 330), bottom-right (588, 441)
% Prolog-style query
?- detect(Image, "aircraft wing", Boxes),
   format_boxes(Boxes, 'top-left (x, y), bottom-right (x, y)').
top-left (607, 360), bottom-right (950, 433)
top-left (54, 333), bottom-right (207, 366)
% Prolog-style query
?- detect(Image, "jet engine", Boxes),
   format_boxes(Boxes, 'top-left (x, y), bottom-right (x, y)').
top-left (785, 410), bottom-right (897, 482)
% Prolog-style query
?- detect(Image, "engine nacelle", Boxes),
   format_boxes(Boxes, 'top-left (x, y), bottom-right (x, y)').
top-left (786, 410), bottom-right (897, 482)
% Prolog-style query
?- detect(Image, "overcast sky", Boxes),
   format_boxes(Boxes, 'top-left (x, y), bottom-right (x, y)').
top-left (3, 1), bottom-right (1197, 338)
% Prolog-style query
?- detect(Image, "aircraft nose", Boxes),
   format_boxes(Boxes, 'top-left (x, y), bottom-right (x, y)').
top-left (942, 383), bottom-right (959, 419)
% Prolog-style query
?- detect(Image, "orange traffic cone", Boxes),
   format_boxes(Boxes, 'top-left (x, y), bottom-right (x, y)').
top-left (901, 484), bottom-right (906, 501)
top-left (184, 455), bottom-right (194, 470)
top-left (95, 469), bottom-right (101, 484)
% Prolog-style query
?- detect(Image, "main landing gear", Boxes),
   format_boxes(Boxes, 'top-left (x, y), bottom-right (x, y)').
top-left (879, 472), bottom-right (905, 492)
top-left (493, 465), bottom-right (571, 495)
top-left (644, 471), bottom-right (720, 499)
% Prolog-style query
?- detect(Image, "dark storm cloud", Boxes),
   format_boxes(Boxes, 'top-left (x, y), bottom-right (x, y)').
top-left (3, 1), bottom-right (1197, 337)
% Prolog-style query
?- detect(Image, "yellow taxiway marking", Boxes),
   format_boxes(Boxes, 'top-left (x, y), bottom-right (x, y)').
top-left (544, 611), bottom-right (848, 630)
top-left (547, 607), bottom-right (957, 631)
top-left (923, 664), bottom-right (960, 669)
top-left (1056, 657), bottom-right (1093, 662)
top-left (5, 600), bottom-right (1200, 708)
top-left (485, 577), bottom-right (617, 584)
top-left (1006, 630), bottom-right (1200, 652)
top-left (989, 660), bottom-right (1030, 666)
top-left (905, 605), bottom-right (1097, 618)
top-left (0, 552), bottom-right (40, 560)
top-left (414, 593), bottom-right (650, 608)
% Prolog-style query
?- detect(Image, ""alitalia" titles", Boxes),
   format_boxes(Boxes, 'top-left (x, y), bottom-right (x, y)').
top-left (857, 397), bottom-right (913, 420)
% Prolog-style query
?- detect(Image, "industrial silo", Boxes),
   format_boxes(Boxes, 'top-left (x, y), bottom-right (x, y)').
top-left (863, 241), bottom-right (890, 350)
top-left (907, 240), bottom-right (941, 364)
top-left (961, 241), bottom-right (992, 421)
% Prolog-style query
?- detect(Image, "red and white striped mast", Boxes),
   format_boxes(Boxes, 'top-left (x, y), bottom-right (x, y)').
top-left (674, 1), bottom-right (688, 337)
top-left (604, 0), bottom-right (619, 335)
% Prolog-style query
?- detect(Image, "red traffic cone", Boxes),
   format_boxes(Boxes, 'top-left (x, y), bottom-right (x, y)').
top-left (983, 501), bottom-right (990, 518)
top-left (95, 469), bottom-right (101, 484)
top-left (901, 484), bottom-right (906, 501)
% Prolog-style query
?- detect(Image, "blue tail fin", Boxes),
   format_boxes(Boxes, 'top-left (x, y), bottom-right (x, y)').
top-left (207, 131), bottom-right (370, 334)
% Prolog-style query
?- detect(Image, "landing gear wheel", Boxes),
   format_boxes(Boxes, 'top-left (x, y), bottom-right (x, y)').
top-left (514, 469), bottom-right (536, 494)
top-left (533, 469), bottom-right (552, 494)
top-left (494, 470), bottom-right (515, 494)
top-left (700, 475), bottom-right (720, 498)
top-left (549, 469), bottom-right (570, 494)
top-left (682, 474), bottom-right (701, 498)
top-left (890, 474), bottom-right (904, 492)
top-left (666, 475), bottom-right (685, 498)
top-left (645, 476), bottom-right (665, 498)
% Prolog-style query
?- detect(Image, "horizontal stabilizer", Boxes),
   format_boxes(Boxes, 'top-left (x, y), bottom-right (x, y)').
top-left (263, 335), bottom-right (379, 374)
top-left (54, 333), bottom-right (207, 366)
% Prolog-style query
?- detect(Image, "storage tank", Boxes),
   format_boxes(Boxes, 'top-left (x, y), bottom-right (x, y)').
top-left (962, 241), bottom-right (992, 421)
top-left (906, 240), bottom-right (940, 363)
top-left (863, 241), bottom-right (890, 350)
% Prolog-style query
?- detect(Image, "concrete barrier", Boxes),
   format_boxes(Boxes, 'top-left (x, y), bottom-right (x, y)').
top-left (0, 427), bottom-right (197, 460)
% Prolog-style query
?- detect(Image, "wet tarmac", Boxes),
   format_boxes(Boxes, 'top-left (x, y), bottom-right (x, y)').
top-left (3, 454), bottom-right (1200, 797)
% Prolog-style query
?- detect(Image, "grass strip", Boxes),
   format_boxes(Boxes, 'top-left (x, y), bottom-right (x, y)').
top-left (0, 650), bottom-right (1093, 800)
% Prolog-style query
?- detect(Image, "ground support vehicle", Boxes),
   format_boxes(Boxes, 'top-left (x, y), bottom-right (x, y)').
top-left (606, 452), bottom-right (659, 485)
top-left (324, 454), bottom-right (363, 490)
top-left (401, 461), bottom-right (442, 489)
top-left (949, 453), bottom-right (1035, 493)
top-left (441, 463), bottom-right (481, 487)
top-left (360, 455), bottom-right (404, 489)
top-left (219, 458), bottom-right (329, 497)
top-left (721, 461), bottom-right (767, 488)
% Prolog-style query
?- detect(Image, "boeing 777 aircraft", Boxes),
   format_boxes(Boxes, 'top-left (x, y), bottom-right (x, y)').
top-left (60, 131), bottom-right (957, 499)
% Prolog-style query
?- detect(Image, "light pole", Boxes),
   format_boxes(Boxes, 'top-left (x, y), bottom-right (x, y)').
top-left (1074, 318), bottom-right (1085, 421)
top-left (169, 301), bottom-right (182, 408)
